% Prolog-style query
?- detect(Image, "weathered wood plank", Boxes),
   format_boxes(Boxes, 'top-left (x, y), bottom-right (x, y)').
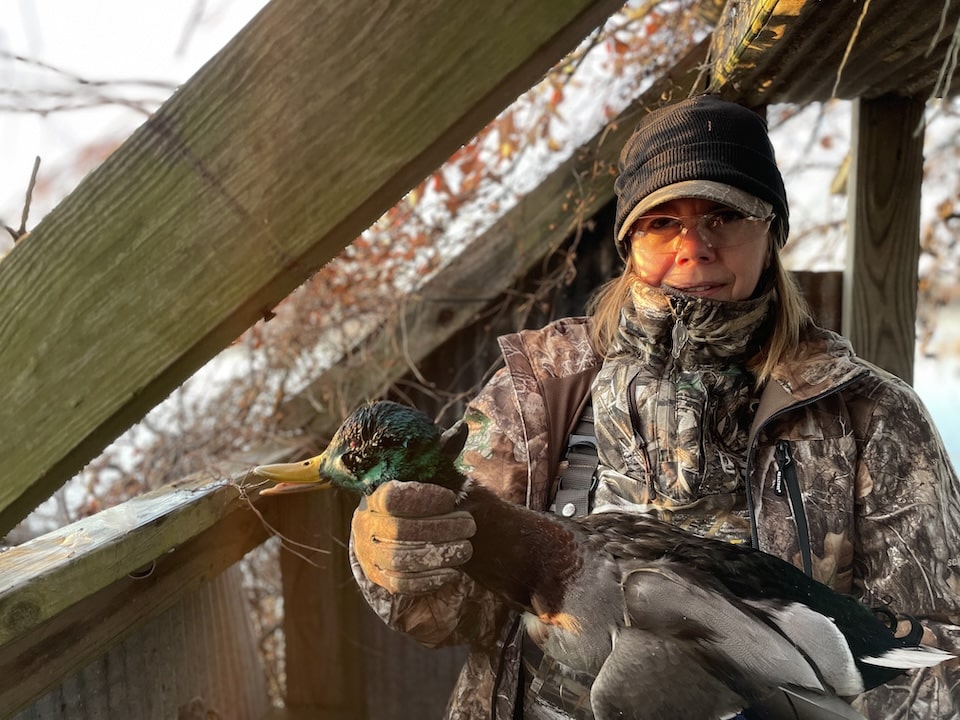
top-left (0, 475), bottom-right (246, 647)
top-left (12, 566), bottom-right (270, 720)
top-left (0, 0), bottom-right (625, 536)
top-left (707, 1), bottom-right (960, 104)
top-left (793, 270), bottom-right (842, 333)
top-left (279, 38), bottom-right (712, 438)
top-left (0, 484), bottom-right (282, 715)
top-left (843, 95), bottom-right (924, 382)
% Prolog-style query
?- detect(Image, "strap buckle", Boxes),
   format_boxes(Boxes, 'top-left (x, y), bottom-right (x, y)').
top-left (567, 434), bottom-right (597, 451)
top-left (554, 434), bottom-right (599, 518)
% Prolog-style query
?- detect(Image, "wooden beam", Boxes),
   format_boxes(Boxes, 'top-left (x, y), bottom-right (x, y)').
top-left (16, 566), bottom-right (270, 719)
top-left (0, 0), bottom-right (625, 537)
top-left (844, 95), bottom-right (925, 382)
top-left (794, 270), bottom-right (842, 333)
top-left (707, 1), bottom-right (960, 105)
top-left (0, 473), bottom-right (276, 649)
top-left (279, 491), bottom-right (366, 716)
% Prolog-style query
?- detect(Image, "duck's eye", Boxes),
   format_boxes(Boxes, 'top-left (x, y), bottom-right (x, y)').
top-left (342, 450), bottom-right (362, 473)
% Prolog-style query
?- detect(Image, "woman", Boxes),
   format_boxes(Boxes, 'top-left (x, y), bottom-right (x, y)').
top-left (350, 95), bottom-right (960, 718)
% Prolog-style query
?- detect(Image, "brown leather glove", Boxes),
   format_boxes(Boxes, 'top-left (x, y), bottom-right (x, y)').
top-left (351, 480), bottom-right (476, 595)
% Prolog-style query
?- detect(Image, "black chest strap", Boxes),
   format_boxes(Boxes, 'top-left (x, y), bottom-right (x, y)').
top-left (550, 401), bottom-right (598, 519)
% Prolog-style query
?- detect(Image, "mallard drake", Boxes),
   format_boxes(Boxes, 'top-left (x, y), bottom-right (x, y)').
top-left (254, 401), bottom-right (952, 720)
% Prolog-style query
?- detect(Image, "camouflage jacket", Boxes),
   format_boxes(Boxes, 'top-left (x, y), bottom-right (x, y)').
top-left (351, 315), bottom-right (960, 719)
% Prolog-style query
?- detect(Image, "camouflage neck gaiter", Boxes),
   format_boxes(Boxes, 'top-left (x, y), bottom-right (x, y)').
top-left (590, 280), bottom-right (775, 540)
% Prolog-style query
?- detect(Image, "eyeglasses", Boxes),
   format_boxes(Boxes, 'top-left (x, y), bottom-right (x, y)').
top-left (628, 210), bottom-right (774, 254)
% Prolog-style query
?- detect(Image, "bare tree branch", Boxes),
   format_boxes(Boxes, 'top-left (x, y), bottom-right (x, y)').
top-left (4, 156), bottom-right (40, 242)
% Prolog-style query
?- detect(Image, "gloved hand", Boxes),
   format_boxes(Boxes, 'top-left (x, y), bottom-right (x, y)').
top-left (351, 480), bottom-right (476, 595)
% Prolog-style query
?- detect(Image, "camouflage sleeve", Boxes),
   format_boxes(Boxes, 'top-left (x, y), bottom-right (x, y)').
top-left (348, 367), bottom-right (530, 649)
top-left (459, 367), bottom-right (533, 507)
top-left (850, 374), bottom-right (960, 718)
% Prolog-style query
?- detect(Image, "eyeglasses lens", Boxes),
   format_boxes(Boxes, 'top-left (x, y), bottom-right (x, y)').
top-left (630, 212), bottom-right (771, 253)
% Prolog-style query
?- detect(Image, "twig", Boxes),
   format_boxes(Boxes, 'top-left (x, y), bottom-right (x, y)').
top-left (4, 156), bottom-right (41, 242)
top-left (0, 50), bottom-right (178, 91)
top-left (832, 0), bottom-right (873, 98)
top-left (232, 477), bottom-right (330, 567)
top-left (928, 0), bottom-right (960, 100)
top-left (176, 0), bottom-right (208, 57)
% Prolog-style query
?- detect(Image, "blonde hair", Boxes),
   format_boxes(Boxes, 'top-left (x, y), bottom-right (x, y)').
top-left (587, 239), bottom-right (812, 387)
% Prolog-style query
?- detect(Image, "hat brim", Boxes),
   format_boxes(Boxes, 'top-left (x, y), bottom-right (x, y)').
top-left (617, 180), bottom-right (774, 243)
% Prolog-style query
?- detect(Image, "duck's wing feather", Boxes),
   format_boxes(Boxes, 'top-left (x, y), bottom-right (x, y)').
top-left (590, 630), bottom-right (745, 720)
top-left (747, 687), bottom-right (867, 720)
top-left (613, 559), bottom-right (908, 719)
top-left (740, 598), bottom-right (864, 696)
top-left (620, 562), bottom-right (833, 696)
top-left (588, 627), bottom-right (869, 720)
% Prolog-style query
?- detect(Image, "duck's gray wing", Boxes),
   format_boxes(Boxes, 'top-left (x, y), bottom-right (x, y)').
top-left (590, 629), bottom-right (746, 720)
top-left (746, 688), bottom-right (866, 719)
top-left (594, 561), bottom-right (867, 719)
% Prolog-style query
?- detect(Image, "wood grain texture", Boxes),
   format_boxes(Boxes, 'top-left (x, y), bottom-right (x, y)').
top-left (279, 491), bottom-right (364, 712)
top-left (0, 491), bottom-right (281, 715)
top-left (0, 0), bottom-right (625, 536)
top-left (10, 566), bottom-right (270, 720)
top-left (0, 476), bottom-right (245, 647)
top-left (707, 1), bottom-right (960, 104)
top-left (844, 95), bottom-right (924, 382)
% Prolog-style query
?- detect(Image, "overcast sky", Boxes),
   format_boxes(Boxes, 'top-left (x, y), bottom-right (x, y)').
top-left (0, 0), bottom-right (267, 230)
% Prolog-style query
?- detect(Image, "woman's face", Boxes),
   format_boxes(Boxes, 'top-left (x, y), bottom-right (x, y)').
top-left (627, 198), bottom-right (772, 302)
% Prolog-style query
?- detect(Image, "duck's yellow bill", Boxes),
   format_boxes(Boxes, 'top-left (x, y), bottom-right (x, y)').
top-left (253, 456), bottom-right (329, 495)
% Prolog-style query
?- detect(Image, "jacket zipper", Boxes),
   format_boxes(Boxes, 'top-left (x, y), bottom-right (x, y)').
top-left (743, 374), bottom-right (865, 559)
top-left (626, 371), bottom-right (654, 478)
top-left (773, 439), bottom-right (790, 496)
top-left (671, 296), bottom-right (689, 360)
top-left (774, 439), bottom-right (813, 577)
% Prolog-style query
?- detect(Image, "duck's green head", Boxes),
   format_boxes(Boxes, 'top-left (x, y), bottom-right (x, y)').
top-left (254, 401), bottom-right (467, 496)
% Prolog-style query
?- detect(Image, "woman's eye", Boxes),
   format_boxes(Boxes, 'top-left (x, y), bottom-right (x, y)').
top-left (640, 215), bottom-right (681, 233)
top-left (706, 210), bottom-right (746, 228)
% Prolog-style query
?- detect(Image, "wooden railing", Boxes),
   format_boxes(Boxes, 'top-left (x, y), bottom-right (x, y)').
top-left (1, 472), bottom-right (279, 717)
top-left (1, 459), bottom-right (467, 719)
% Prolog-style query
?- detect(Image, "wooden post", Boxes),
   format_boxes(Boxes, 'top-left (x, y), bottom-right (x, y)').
top-left (279, 491), bottom-right (366, 719)
top-left (844, 95), bottom-right (925, 383)
top-left (793, 270), bottom-right (843, 333)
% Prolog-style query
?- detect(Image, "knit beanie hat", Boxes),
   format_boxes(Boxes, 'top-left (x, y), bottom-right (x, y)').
top-left (614, 95), bottom-right (789, 258)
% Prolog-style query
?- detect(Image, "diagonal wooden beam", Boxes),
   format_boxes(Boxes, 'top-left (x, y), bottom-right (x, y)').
top-left (706, 0), bottom-right (960, 104)
top-left (0, 0), bottom-right (625, 536)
